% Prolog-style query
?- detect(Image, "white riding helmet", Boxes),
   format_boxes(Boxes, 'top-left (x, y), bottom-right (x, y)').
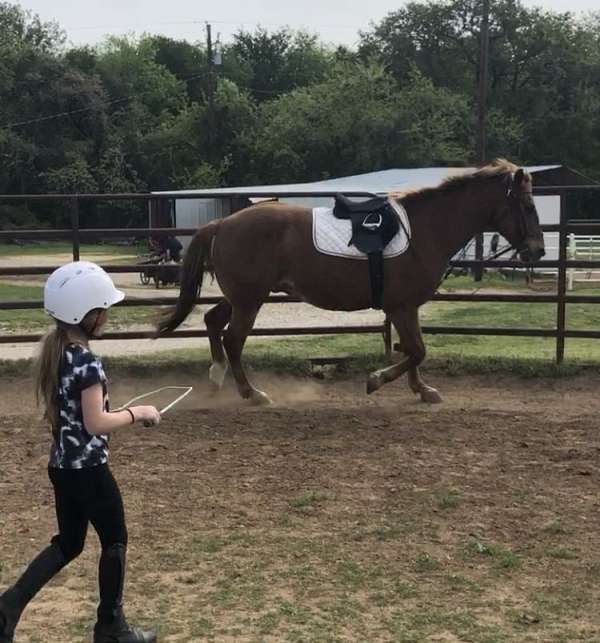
top-left (44, 261), bottom-right (125, 324)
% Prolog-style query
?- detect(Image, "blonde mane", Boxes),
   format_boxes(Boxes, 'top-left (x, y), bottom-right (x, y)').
top-left (390, 159), bottom-right (522, 202)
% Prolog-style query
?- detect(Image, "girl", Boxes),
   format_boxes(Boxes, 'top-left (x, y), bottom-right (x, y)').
top-left (0, 261), bottom-right (160, 643)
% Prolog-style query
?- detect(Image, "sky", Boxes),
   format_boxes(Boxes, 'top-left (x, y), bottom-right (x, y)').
top-left (19, 0), bottom-right (600, 49)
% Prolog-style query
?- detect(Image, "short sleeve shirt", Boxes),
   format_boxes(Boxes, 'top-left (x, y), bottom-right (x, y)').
top-left (49, 344), bottom-right (110, 469)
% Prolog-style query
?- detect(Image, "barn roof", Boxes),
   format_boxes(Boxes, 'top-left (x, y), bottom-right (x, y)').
top-left (153, 164), bottom-right (595, 198)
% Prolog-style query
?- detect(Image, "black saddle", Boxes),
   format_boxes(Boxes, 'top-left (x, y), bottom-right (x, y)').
top-left (334, 194), bottom-right (388, 215)
top-left (333, 194), bottom-right (401, 309)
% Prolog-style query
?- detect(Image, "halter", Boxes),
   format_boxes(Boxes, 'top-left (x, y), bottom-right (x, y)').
top-left (440, 171), bottom-right (535, 283)
top-left (503, 172), bottom-right (535, 247)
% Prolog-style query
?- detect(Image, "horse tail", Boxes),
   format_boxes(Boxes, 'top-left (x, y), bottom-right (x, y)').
top-left (155, 221), bottom-right (219, 336)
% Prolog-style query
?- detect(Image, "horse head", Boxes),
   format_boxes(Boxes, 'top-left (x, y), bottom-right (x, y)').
top-left (488, 167), bottom-right (545, 263)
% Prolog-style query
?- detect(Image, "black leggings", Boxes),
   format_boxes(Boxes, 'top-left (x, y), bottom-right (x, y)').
top-left (48, 464), bottom-right (128, 562)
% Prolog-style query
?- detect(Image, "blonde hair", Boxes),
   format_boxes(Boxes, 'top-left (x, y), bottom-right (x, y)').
top-left (389, 159), bottom-right (521, 203)
top-left (35, 310), bottom-right (102, 436)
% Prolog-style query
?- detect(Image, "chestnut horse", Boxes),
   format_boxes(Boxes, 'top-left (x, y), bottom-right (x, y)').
top-left (157, 160), bottom-right (545, 404)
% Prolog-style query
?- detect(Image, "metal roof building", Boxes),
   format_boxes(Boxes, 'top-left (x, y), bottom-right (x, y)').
top-left (150, 164), bottom-right (593, 229)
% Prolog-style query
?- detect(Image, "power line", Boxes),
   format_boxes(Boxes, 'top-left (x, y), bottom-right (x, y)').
top-left (65, 18), bottom-right (363, 33)
top-left (1, 27), bottom-right (368, 133)
top-left (0, 98), bottom-right (127, 130)
top-left (0, 72), bottom-right (209, 132)
top-left (0, 63), bottom-right (325, 131)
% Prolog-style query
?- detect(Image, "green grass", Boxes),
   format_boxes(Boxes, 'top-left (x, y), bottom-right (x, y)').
top-left (0, 242), bottom-right (142, 257)
top-left (433, 486), bottom-right (462, 510)
top-left (541, 521), bottom-right (569, 536)
top-left (464, 541), bottom-right (522, 571)
top-left (413, 553), bottom-right (441, 573)
top-left (0, 306), bottom-right (155, 333)
top-left (289, 490), bottom-right (328, 509)
top-left (2, 264), bottom-right (600, 373)
top-left (0, 283), bottom-right (156, 331)
top-left (544, 547), bottom-right (578, 560)
top-left (2, 331), bottom-right (600, 381)
top-left (443, 271), bottom-right (536, 290)
top-left (0, 283), bottom-right (43, 301)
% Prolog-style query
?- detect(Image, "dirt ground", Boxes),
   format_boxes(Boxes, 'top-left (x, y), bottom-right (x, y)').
top-left (1, 372), bottom-right (600, 642)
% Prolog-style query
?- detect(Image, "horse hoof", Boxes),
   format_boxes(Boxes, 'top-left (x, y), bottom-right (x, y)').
top-left (421, 387), bottom-right (443, 404)
top-left (209, 362), bottom-right (228, 389)
top-left (250, 390), bottom-right (272, 406)
top-left (208, 381), bottom-right (223, 396)
top-left (367, 372), bottom-right (383, 395)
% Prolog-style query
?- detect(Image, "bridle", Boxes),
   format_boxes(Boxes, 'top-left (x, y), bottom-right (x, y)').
top-left (440, 171), bottom-right (538, 283)
top-left (504, 172), bottom-right (538, 248)
top-left (488, 171), bottom-right (539, 258)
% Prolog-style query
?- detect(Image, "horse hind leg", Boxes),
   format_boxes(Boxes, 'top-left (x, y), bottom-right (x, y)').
top-left (223, 303), bottom-right (271, 405)
top-left (204, 299), bottom-right (232, 391)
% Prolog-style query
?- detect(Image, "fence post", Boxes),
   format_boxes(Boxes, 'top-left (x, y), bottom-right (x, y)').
top-left (567, 233), bottom-right (575, 291)
top-left (70, 198), bottom-right (80, 261)
top-left (473, 234), bottom-right (484, 282)
top-left (556, 190), bottom-right (567, 364)
top-left (383, 317), bottom-right (393, 361)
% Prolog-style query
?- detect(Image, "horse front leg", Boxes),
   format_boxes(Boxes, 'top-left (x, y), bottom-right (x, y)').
top-left (367, 307), bottom-right (442, 403)
top-left (222, 303), bottom-right (271, 405)
top-left (407, 365), bottom-right (442, 404)
top-left (367, 354), bottom-right (412, 394)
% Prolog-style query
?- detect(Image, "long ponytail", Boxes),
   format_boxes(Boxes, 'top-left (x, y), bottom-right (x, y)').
top-left (34, 310), bottom-right (99, 436)
top-left (34, 324), bottom-right (71, 436)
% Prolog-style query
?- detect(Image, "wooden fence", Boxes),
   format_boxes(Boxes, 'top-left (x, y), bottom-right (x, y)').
top-left (0, 186), bottom-right (599, 364)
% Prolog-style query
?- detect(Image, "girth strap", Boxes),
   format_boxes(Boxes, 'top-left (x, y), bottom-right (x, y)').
top-left (333, 194), bottom-right (400, 309)
top-left (367, 252), bottom-right (384, 309)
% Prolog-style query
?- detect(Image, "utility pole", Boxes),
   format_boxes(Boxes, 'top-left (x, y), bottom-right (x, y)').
top-left (474, 0), bottom-right (490, 282)
top-left (206, 22), bottom-right (216, 164)
top-left (477, 0), bottom-right (490, 166)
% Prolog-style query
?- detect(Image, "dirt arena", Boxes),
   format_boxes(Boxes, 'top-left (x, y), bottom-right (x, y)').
top-left (1, 372), bottom-right (600, 642)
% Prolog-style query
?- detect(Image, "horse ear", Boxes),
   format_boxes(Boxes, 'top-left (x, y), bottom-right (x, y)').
top-left (514, 168), bottom-right (525, 186)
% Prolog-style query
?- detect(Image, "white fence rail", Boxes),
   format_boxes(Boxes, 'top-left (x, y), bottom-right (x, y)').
top-left (568, 234), bottom-right (600, 290)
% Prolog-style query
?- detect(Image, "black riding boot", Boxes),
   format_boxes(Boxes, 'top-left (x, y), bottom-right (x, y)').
top-left (0, 543), bottom-right (67, 643)
top-left (93, 544), bottom-right (156, 643)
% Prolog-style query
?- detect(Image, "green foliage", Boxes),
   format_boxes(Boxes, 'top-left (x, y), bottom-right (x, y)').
top-left (243, 64), bottom-right (472, 184)
top-left (360, 0), bottom-right (600, 170)
top-left (43, 158), bottom-right (98, 193)
top-left (0, 204), bottom-right (48, 229)
top-left (0, 0), bottom-right (598, 232)
top-left (225, 28), bottom-right (331, 101)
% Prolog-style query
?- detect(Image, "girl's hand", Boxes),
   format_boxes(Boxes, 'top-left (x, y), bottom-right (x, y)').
top-left (130, 405), bottom-right (161, 426)
top-left (83, 386), bottom-right (161, 434)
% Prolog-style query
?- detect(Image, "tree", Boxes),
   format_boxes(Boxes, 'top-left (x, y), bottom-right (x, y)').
top-left (140, 78), bottom-right (255, 189)
top-left (241, 64), bottom-right (473, 185)
top-left (360, 0), bottom-right (600, 177)
top-left (224, 28), bottom-right (331, 101)
top-left (0, 5), bottom-right (106, 197)
top-left (145, 35), bottom-right (207, 103)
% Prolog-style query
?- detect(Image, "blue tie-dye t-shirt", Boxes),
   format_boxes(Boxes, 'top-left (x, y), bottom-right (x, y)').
top-left (49, 343), bottom-right (110, 469)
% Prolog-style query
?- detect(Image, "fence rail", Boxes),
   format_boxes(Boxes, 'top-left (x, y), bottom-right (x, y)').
top-left (1, 185), bottom-right (600, 363)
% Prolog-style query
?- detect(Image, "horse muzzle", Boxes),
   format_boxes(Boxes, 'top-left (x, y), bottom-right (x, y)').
top-left (519, 239), bottom-right (545, 263)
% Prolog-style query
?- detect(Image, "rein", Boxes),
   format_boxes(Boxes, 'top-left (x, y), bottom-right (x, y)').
top-left (396, 172), bottom-right (529, 289)
top-left (440, 241), bottom-right (516, 284)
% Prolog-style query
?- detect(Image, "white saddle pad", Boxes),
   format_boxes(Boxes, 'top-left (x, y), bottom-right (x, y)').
top-left (312, 198), bottom-right (410, 260)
